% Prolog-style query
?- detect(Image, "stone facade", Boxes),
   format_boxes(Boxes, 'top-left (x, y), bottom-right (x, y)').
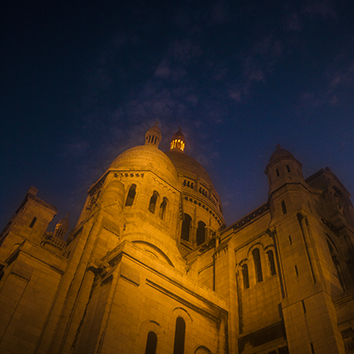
top-left (1, 126), bottom-right (354, 354)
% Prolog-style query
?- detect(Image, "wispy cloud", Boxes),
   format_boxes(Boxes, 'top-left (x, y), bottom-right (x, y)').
top-left (284, 12), bottom-right (304, 31)
top-left (304, 0), bottom-right (336, 19)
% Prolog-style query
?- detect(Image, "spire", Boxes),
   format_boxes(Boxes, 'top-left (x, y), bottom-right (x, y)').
top-left (145, 122), bottom-right (161, 148)
top-left (170, 127), bottom-right (185, 152)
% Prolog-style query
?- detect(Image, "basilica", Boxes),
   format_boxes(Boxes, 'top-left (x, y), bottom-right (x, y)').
top-left (1, 124), bottom-right (354, 354)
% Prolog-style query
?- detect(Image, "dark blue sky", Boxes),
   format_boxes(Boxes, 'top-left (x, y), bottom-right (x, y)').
top-left (1, 0), bottom-right (354, 230)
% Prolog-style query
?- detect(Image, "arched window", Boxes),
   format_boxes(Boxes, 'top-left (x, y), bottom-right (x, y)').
top-left (241, 264), bottom-right (249, 289)
top-left (332, 256), bottom-right (345, 291)
top-left (125, 184), bottom-right (136, 206)
top-left (145, 331), bottom-right (157, 354)
top-left (327, 239), bottom-right (346, 291)
top-left (252, 248), bottom-right (263, 282)
top-left (267, 250), bottom-right (276, 276)
top-left (173, 317), bottom-right (185, 354)
top-left (29, 217), bottom-right (37, 228)
top-left (181, 214), bottom-right (191, 241)
top-left (196, 221), bottom-right (206, 246)
top-left (149, 191), bottom-right (159, 213)
top-left (195, 346), bottom-right (212, 354)
top-left (159, 197), bottom-right (168, 220)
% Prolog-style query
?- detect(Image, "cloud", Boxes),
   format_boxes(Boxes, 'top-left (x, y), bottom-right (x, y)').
top-left (304, 0), bottom-right (336, 19)
top-left (63, 140), bottom-right (89, 157)
top-left (327, 59), bottom-right (354, 89)
top-left (154, 60), bottom-right (170, 78)
top-left (284, 12), bottom-right (304, 31)
top-left (228, 35), bottom-right (283, 102)
top-left (170, 39), bottom-right (203, 63)
top-left (210, 1), bottom-right (230, 24)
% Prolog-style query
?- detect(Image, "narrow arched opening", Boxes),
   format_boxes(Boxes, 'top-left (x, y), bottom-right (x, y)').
top-left (252, 248), bottom-right (263, 282)
top-left (145, 331), bottom-right (157, 354)
top-left (149, 191), bottom-right (159, 213)
top-left (266, 250), bottom-right (276, 276)
top-left (181, 214), bottom-right (191, 241)
top-left (241, 263), bottom-right (249, 289)
top-left (159, 197), bottom-right (168, 220)
top-left (173, 317), bottom-right (185, 354)
top-left (125, 184), bottom-right (136, 206)
top-left (196, 221), bottom-right (206, 246)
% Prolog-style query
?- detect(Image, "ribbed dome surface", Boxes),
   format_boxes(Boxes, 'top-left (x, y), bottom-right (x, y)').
top-left (109, 145), bottom-right (179, 187)
top-left (165, 150), bottom-right (214, 188)
top-left (269, 146), bottom-right (295, 164)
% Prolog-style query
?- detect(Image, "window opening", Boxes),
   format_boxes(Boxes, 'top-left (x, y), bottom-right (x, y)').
top-left (267, 250), bottom-right (276, 275)
top-left (252, 248), bottom-right (263, 282)
top-left (286, 165), bottom-right (291, 172)
top-left (281, 200), bottom-right (287, 214)
top-left (125, 184), bottom-right (136, 206)
top-left (181, 214), bottom-right (191, 241)
top-left (241, 264), bottom-right (249, 289)
top-left (310, 343), bottom-right (315, 354)
top-left (196, 221), bottom-right (206, 246)
top-left (149, 191), bottom-right (159, 213)
top-left (276, 168), bottom-right (279, 177)
top-left (327, 239), bottom-right (346, 290)
top-left (173, 317), bottom-right (185, 354)
top-left (145, 331), bottom-right (157, 354)
top-left (159, 198), bottom-right (168, 220)
top-left (332, 255), bottom-right (345, 290)
top-left (29, 217), bottom-right (37, 228)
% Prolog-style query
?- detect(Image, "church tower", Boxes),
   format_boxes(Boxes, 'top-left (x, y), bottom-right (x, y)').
top-left (265, 146), bottom-right (346, 354)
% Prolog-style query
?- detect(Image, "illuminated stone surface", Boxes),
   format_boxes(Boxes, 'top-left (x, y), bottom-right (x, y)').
top-left (1, 129), bottom-right (354, 354)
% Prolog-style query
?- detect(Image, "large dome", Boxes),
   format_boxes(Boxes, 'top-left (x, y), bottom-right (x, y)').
top-left (165, 150), bottom-right (214, 189)
top-left (109, 145), bottom-right (179, 187)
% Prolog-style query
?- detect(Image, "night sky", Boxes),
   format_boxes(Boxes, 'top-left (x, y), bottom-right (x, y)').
top-left (2, 0), bottom-right (354, 231)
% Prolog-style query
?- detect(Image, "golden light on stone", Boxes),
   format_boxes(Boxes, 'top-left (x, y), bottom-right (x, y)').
top-left (0, 125), bottom-right (353, 354)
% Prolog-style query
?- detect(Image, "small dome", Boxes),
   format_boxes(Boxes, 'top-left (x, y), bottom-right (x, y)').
top-left (109, 145), bottom-right (179, 187)
top-left (269, 144), bottom-right (295, 164)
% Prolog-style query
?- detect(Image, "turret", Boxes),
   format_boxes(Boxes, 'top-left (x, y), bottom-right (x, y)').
top-left (145, 122), bottom-right (161, 147)
top-left (265, 144), bottom-right (306, 196)
top-left (265, 145), bottom-right (313, 219)
top-left (53, 213), bottom-right (70, 240)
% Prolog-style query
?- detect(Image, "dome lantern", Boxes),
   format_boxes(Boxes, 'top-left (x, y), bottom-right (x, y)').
top-left (145, 122), bottom-right (161, 148)
top-left (170, 128), bottom-right (185, 152)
